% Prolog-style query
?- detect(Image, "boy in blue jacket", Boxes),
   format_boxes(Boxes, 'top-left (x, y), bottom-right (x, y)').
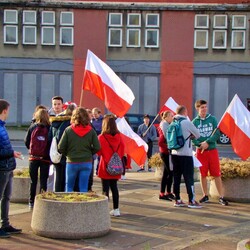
top-left (0, 99), bottom-right (22, 238)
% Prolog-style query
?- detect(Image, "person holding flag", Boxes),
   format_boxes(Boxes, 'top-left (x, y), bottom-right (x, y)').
top-left (192, 99), bottom-right (229, 206)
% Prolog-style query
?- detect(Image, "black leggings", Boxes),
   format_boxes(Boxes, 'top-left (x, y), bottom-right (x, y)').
top-left (160, 153), bottom-right (173, 194)
top-left (102, 179), bottom-right (119, 209)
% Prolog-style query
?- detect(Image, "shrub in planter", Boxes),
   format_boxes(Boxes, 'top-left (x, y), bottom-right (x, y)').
top-left (31, 192), bottom-right (111, 239)
top-left (209, 158), bottom-right (250, 202)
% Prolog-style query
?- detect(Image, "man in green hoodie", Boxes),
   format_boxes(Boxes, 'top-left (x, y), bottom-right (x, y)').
top-left (192, 100), bottom-right (228, 206)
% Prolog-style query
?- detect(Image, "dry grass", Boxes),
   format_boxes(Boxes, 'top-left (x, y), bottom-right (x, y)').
top-left (148, 153), bottom-right (164, 168)
top-left (37, 191), bottom-right (104, 202)
top-left (220, 158), bottom-right (250, 180)
top-left (13, 168), bottom-right (29, 177)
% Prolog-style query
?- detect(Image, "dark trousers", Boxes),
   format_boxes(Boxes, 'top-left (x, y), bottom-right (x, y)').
top-left (160, 153), bottom-right (173, 194)
top-left (54, 163), bottom-right (66, 192)
top-left (101, 179), bottom-right (119, 209)
top-left (171, 155), bottom-right (194, 202)
top-left (88, 161), bottom-right (94, 191)
top-left (147, 141), bottom-right (153, 169)
top-left (0, 170), bottom-right (13, 228)
top-left (29, 160), bottom-right (50, 204)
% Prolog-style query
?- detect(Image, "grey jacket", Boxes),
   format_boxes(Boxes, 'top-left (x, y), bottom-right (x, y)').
top-left (171, 115), bottom-right (200, 156)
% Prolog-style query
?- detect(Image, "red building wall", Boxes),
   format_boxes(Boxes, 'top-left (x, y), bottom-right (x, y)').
top-left (161, 11), bottom-right (194, 116)
top-left (73, 9), bottom-right (107, 112)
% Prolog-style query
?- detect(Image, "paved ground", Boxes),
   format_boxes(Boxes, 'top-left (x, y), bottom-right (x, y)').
top-left (1, 171), bottom-right (249, 250)
top-left (3, 128), bottom-right (249, 249)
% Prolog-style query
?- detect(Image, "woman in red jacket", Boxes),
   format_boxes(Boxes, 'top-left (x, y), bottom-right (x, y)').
top-left (97, 114), bottom-right (125, 217)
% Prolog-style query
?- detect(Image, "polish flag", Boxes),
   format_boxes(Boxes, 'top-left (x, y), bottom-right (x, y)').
top-left (159, 97), bottom-right (179, 114)
top-left (116, 117), bottom-right (148, 166)
top-left (218, 94), bottom-right (250, 160)
top-left (82, 50), bottom-right (135, 117)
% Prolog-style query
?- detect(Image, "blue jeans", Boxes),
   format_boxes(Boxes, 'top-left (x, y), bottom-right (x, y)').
top-left (0, 170), bottom-right (13, 228)
top-left (66, 162), bottom-right (92, 192)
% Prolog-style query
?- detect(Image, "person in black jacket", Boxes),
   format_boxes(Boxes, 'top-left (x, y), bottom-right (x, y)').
top-left (0, 99), bottom-right (22, 238)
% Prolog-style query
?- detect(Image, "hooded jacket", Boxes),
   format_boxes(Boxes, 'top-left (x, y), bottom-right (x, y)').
top-left (170, 115), bottom-right (200, 156)
top-left (0, 120), bottom-right (16, 171)
top-left (58, 124), bottom-right (100, 163)
top-left (97, 133), bottom-right (125, 180)
top-left (192, 114), bottom-right (220, 151)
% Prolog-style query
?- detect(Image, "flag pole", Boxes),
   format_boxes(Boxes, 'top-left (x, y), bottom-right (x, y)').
top-left (201, 127), bottom-right (219, 153)
top-left (143, 114), bottom-right (159, 136)
top-left (79, 60), bottom-right (87, 107)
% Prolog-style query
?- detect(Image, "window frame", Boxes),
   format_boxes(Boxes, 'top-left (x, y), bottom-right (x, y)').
top-left (213, 15), bottom-right (227, 29)
top-left (232, 15), bottom-right (246, 29)
top-left (23, 10), bottom-right (37, 25)
top-left (194, 14), bottom-right (209, 29)
top-left (4, 25), bottom-right (18, 44)
top-left (60, 12), bottom-right (74, 26)
top-left (145, 29), bottom-right (159, 48)
top-left (4, 9), bottom-right (18, 24)
top-left (109, 13), bottom-right (123, 27)
top-left (23, 26), bottom-right (37, 45)
top-left (212, 30), bottom-right (227, 49)
top-left (145, 13), bottom-right (159, 28)
top-left (194, 30), bottom-right (208, 49)
top-left (231, 30), bottom-right (245, 49)
top-left (41, 26), bottom-right (55, 45)
top-left (60, 27), bottom-right (74, 46)
top-left (127, 13), bottom-right (141, 27)
top-left (41, 11), bottom-right (55, 25)
top-left (126, 28), bottom-right (141, 47)
top-left (108, 28), bottom-right (123, 47)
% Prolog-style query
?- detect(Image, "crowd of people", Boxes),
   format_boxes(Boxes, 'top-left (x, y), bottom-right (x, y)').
top-left (0, 96), bottom-right (229, 238)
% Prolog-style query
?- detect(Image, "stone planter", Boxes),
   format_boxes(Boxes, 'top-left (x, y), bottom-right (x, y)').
top-left (237, 239), bottom-right (250, 250)
top-left (209, 177), bottom-right (250, 202)
top-left (154, 167), bottom-right (163, 180)
top-left (31, 193), bottom-right (111, 239)
top-left (11, 177), bottom-right (29, 203)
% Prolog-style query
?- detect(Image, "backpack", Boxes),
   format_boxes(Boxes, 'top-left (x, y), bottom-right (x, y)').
top-left (167, 118), bottom-right (190, 150)
top-left (104, 136), bottom-right (124, 176)
top-left (29, 125), bottom-right (49, 158)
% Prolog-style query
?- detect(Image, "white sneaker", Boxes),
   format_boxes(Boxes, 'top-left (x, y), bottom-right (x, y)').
top-left (121, 175), bottom-right (126, 180)
top-left (110, 208), bottom-right (120, 217)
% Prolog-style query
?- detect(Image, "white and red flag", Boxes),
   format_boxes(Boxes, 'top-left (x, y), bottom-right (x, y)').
top-left (218, 94), bottom-right (250, 160)
top-left (82, 50), bottom-right (135, 117)
top-left (159, 97), bottom-right (179, 114)
top-left (116, 117), bottom-right (148, 166)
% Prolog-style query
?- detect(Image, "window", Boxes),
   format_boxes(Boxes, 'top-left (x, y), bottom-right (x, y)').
top-left (232, 15), bottom-right (246, 29)
top-left (108, 28), bottom-right (122, 47)
top-left (231, 31), bottom-right (245, 49)
top-left (4, 9), bottom-right (18, 24)
top-left (41, 27), bottom-right (55, 45)
top-left (127, 29), bottom-right (140, 47)
top-left (60, 27), bottom-right (73, 46)
top-left (60, 12), bottom-right (74, 26)
top-left (42, 11), bottom-right (55, 25)
top-left (213, 15), bottom-right (227, 29)
top-left (23, 26), bottom-right (37, 44)
top-left (195, 15), bottom-right (209, 29)
top-left (127, 13), bottom-right (141, 27)
top-left (109, 13), bottom-right (122, 26)
top-left (60, 12), bottom-right (74, 46)
top-left (145, 29), bottom-right (159, 48)
top-left (23, 10), bottom-right (36, 25)
top-left (4, 25), bottom-right (18, 44)
top-left (213, 30), bottom-right (227, 49)
top-left (146, 14), bottom-right (159, 27)
top-left (194, 30), bottom-right (208, 49)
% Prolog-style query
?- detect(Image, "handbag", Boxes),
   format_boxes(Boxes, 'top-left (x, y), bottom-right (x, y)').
top-left (49, 136), bottom-right (62, 164)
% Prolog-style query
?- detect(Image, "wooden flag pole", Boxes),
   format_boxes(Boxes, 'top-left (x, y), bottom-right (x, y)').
top-left (143, 113), bottom-right (159, 136)
top-left (201, 127), bottom-right (219, 153)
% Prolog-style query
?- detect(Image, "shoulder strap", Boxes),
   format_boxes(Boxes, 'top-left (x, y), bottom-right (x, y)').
top-left (53, 121), bottom-right (65, 137)
top-left (103, 135), bottom-right (120, 153)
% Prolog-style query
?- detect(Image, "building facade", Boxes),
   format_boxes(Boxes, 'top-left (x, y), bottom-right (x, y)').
top-left (0, 0), bottom-right (250, 125)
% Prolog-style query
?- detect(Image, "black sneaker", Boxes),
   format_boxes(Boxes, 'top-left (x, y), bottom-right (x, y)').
top-left (29, 202), bottom-right (34, 210)
top-left (219, 197), bottom-right (229, 206)
top-left (199, 195), bottom-right (209, 203)
top-left (167, 193), bottom-right (175, 200)
top-left (2, 225), bottom-right (22, 234)
top-left (0, 229), bottom-right (10, 238)
top-left (137, 168), bottom-right (145, 172)
top-left (159, 195), bottom-right (172, 201)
